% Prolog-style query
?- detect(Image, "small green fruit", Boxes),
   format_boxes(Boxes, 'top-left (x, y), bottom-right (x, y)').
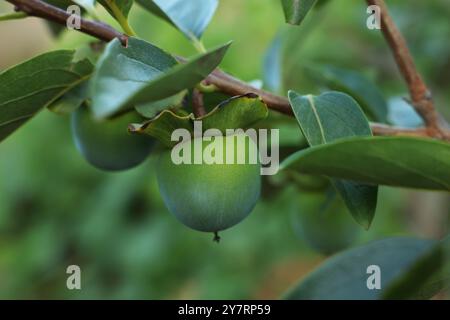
top-left (71, 106), bottom-right (155, 171)
top-left (157, 133), bottom-right (261, 233)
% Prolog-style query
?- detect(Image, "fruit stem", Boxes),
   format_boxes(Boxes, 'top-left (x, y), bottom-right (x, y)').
top-left (191, 36), bottom-right (207, 53)
top-left (213, 232), bottom-right (221, 243)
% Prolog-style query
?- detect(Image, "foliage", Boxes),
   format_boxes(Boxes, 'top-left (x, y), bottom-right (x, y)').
top-left (0, 0), bottom-right (448, 299)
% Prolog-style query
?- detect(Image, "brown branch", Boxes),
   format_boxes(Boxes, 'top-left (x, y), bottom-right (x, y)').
top-left (6, 0), bottom-right (128, 45)
top-left (206, 71), bottom-right (293, 116)
top-left (192, 88), bottom-right (207, 117)
top-left (370, 123), bottom-right (430, 138)
top-left (6, 0), bottom-right (450, 141)
top-left (367, 0), bottom-right (447, 138)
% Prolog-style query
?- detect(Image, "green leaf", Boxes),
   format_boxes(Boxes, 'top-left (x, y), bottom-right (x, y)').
top-left (382, 236), bottom-right (450, 299)
top-left (281, 136), bottom-right (450, 191)
top-left (281, 0), bottom-right (317, 25)
top-left (91, 38), bottom-right (230, 118)
top-left (48, 80), bottom-right (90, 114)
top-left (135, 91), bottom-right (187, 118)
top-left (97, 0), bottom-right (134, 34)
top-left (288, 91), bottom-right (378, 229)
top-left (98, 0), bottom-right (133, 18)
top-left (307, 66), bottom-right (388, 122)
top-left (288, 91), bottom-right (372, 144)
top-left (332, 180), bottom-right (378, 229)
top-left (0, 51), bottom-right (93, 142)
top-left (129, 110), bottom-right (193, 147)
top-left (136, 0), bottom-right (218, 40)
top-left (48, 45), bottom-right (103, 114)
top-left (199, 94), bottom-right (269, 133)
top-left (283, 237), bottom-right (436, 300)
top-left (130, 94), bottom-right (268, 147)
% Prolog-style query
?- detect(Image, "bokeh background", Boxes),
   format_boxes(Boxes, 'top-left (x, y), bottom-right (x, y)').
top-left (0, 0), bottom-right (449, 299)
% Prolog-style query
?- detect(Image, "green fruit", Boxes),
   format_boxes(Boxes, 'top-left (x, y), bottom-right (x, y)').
top-left (71, 106), bottom-right (155, 171)
top-left (157, 133), bottom-right (261, 233)
top-left (292, 191), bottom-right (360, 255)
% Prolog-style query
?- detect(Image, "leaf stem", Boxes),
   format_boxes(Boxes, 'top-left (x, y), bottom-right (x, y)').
top-left (196, 82), bottom-right (218, 94)
top-left (104, 0), bottom-right (136, 36)
top-left (191, 36), bottom-right (207, 53)
top-left (0, 11), bottom-right (27, 21)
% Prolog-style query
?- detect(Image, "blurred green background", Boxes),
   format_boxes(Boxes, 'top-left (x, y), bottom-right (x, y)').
top-left (0, 0), bottom-right (449, 299)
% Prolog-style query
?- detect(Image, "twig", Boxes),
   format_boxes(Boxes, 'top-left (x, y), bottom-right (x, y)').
top-left (206, 71), bottom-right (293, 116)
top-left (366, 0), bottom-right (447, 138)
top-left (192, 88), bottom-right (207, 117)
top-left (6, 0), bottom-right (128, 45)
top-left (5, 0), bottom-right (450, 141)
top-left (370, 123), bottom-right (430, 138)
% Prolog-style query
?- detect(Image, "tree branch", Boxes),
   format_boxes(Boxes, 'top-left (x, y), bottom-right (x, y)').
top-left (206, 71), bottom-right (293, 116)
top-left (367, 0), bottom-right (448, 139)
top-left (370, 123), bottom-right (430, 138)
top-left (6, 0), bottom-right (129, 45)
top-left (6, 0), bottom-right (450, 141)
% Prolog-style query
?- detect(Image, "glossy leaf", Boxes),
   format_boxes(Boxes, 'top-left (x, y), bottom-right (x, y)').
top-left (332, 180), bottom-right (378, 229)
top-left (283, 237), bottom-right (436, 300)
top-left (281, 136), bottom-right (450, 191)
top-left (135, 91), bottom-right (187, 119)
top-left (0, 51), bottom-right (93, 142)
top-left (136, 0), bottom-right (218, 39)
top-left (288, 91), bottom-right (378, 229)
top-left (129, 110), bottom-right (193, 147)
top-left (90, 37), bottom-right (175, 118)
top-left (90, 38), bottom-right (230, 118)
top-left (307, 65), bottom-right (388, 122)
top-left (130, 94), bottom-right (268, 147)
top-left (282, 0), bottom-right (317, 25)
top-left (288, 91), bottom-right (372, 144)
top-left (199, 94), bottom-right (268, 133)
top-left (48, 80), bottom-right (89, 114)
